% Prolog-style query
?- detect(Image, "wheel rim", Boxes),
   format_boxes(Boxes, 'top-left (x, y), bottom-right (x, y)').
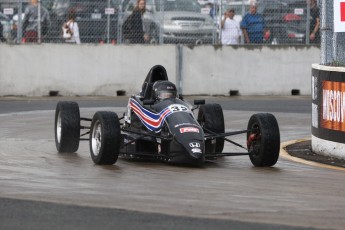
top-left (91, 121), bottom-right (102, 156)
top-left (249, 123), bottom-right (261, 157)
top-left (56, 111), bottom-right (62, 144)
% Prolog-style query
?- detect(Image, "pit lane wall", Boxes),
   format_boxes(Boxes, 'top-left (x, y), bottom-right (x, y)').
top-left (0, 44), bottom-right (318, 96)
top-left (312, 64), bottom-right (345, 159)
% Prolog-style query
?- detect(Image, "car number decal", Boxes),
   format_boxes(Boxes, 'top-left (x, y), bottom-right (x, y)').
top-left (168, 104), bottom-right (189, 113)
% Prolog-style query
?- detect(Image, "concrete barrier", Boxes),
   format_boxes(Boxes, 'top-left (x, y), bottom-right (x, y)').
top-left (312, 64), bottom-right (345, 160)
top-left (0, 44), bottom-right (319, 96)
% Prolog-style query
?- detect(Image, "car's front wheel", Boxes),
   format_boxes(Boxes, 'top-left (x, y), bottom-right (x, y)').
top-left (89, 111), bottom-right (121, 165)
top-left (247, 113), bottom-right (280, 167)
top-left (54, 101), bottom-right (80, 153)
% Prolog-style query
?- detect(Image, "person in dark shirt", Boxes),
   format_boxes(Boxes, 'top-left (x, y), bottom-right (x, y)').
top-left (308, 0), bottom-right (320, 44)
top-left (123, 0), bottom-right (150, 44)
top-left (240, 2), bottom-right (265, 44)
top-left (22, 0), bottom-right (50, 42)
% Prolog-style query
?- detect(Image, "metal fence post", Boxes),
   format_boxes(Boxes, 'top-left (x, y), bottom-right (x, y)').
top-left (17, 0), bottom-right (23, 44)
top-left (38, 0), bottom-right (41, 43)
top-left (306, 1), bottom-right (310, 45)
top-left (176, 44), bottom-right (183, 95)
top-left (107, 0), bottom-right (111, 44)
top-left (159, 0), bottom-right (163, 44)
top-left (320, 0), bottom-right (327, 63)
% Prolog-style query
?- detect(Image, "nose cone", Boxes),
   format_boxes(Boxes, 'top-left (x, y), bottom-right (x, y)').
top-left (179, 139), bottom-right (205, 162)
top-left (168, 138), bottom-right (205, 164)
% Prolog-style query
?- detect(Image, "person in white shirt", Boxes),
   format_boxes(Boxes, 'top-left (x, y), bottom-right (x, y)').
top-left (63, 11), bottom-right (81, 44)
top-left (221, 8), bottom-right (241, 45)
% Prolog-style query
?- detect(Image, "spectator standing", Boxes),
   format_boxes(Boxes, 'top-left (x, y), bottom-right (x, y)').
top-left (240, 1), bottom-right (265, 44)
top-left (221, 8), bottom-right (241, 45)
top-left (63, 11), bottom-right (81, 44)
top-left (123, 0), bottom-right (150, 44)
top-left (308, 0), bottom-right (320, 44)
top-left (22, 0), bottom-right (50, 42)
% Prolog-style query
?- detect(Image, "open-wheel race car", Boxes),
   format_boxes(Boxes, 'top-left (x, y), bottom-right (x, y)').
top-left (54, 65), bottom-right (280, 167)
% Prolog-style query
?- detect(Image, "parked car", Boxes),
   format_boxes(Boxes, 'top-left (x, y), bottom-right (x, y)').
top-left (257, 0), bottom-right (307, 44)
top-left (120, 0), bottom-right (217, 44)
top-left (49, 0), bottom-right (121, 43)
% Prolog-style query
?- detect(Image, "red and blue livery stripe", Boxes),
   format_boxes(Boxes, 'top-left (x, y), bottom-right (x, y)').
top-left (129, 98), bottom-right (172, 132)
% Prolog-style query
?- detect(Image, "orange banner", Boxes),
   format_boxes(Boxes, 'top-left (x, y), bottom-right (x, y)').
top-left (321, 81), bottom-right (345, 131)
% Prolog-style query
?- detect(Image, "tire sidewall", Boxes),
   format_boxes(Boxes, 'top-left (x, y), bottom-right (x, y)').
top-left (54, 101), bottom-right (80, 153)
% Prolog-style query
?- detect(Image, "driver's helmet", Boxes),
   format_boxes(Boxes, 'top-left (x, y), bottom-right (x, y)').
top-left (152, 80), bottom-right (177, 101)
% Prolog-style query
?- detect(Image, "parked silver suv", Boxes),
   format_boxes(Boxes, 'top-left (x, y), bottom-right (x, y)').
top-left (120, 0), bottom-right (216, 44)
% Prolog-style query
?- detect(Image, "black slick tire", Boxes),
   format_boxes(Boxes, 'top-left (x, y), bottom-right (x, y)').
top-left (89, 111), bottom-right (121, 165)
top-left (54, 101), bottom-right (80, 153)
top-left (198, 104), bottom-right (225, 153)
top-left (247, 113), bottom-right (280, 167)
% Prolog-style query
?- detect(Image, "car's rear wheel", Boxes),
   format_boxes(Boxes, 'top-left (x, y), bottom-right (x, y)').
top-left (247, 113), bottom-right (280, 167)
top-left (198, 104), bottom-right (225, 153)
top-left (54, 101), bottom-right (80, 153)
top-left (90, 111), bottom-right (121, 165)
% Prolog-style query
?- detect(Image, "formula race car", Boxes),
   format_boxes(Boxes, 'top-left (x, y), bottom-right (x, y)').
top-left (54, 65), bottom-right (280, 167)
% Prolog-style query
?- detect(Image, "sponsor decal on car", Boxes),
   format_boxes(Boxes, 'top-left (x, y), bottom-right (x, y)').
top-left (180, 127), bottom-right (199, 133)
top-left (191, 148), bottom-right (202, 153)
top-left (189, 142), bottom-right (200, 148)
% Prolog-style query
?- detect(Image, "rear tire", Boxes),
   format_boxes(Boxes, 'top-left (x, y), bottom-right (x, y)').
top-left (247, 113), bottom-right (280, 167)
top-left (90, 111), bottom-right (121, 165)
top-left (198, 104), bottom-right (225, 153)
top-left (54, 101), bottom-right (80, 153)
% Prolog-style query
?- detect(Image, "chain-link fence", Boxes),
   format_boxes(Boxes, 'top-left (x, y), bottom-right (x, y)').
top-left (0, 0), bottom-right (325, 46)
top-left (0, 0), bottom-right (119, 44)
top-left (320, 0), bottom-right (345, 66)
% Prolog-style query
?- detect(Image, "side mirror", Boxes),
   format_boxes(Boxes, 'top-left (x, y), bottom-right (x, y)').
top-left (194, 99), bottom-right (205, 105)
top-left (143, 99), bottom-right (155, 105)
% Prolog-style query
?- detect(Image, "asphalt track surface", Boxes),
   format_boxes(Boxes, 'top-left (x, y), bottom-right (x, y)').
top-left (1, 96), bottom-right (344, 230)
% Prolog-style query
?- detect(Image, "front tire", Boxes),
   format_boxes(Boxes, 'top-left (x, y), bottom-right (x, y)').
top-left (198, 104), bottom-right (225, 153)
top-left (90, 111), bottom-right (121, 165)
top-left (54, 101), bottom-right (80, 153)
top-left (247, 113), bottom-right (280, 167)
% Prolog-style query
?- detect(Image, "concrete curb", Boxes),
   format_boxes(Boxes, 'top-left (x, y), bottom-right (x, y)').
top-left (280, 139), bottom-right (345, 172)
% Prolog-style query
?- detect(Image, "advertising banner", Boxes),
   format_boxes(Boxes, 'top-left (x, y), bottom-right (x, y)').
top-left (334, 0), bottom-right (345, 32)
top-left (312, 67), bottom-right (345, 143)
